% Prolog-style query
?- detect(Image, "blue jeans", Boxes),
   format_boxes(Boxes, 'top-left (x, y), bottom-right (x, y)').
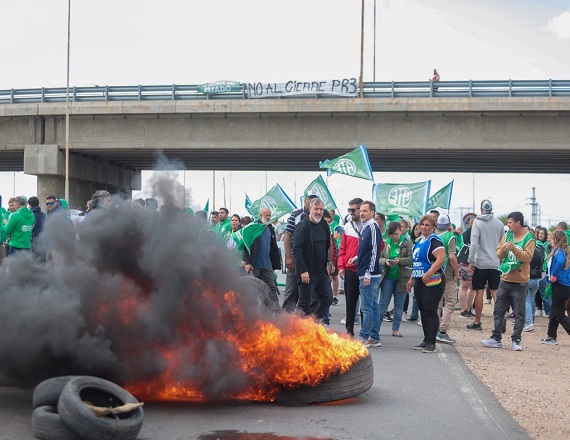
top-left (296, 271), bottom-right (333, 320)
top-left (537, 276), bottom-right (552, 315)
top-left (525, 278), bottom-right (539, 325)
top-left (379, 277), bottom-right (406, 332)
top-left (358, 277), bottom-right (381, 341)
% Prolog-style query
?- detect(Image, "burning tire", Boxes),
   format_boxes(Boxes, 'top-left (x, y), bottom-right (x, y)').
top-left (31, 405), bottom-right (82, 440)
top-left (275, 354), bottom-right (374, 405)
top-left (33, 376), bottom-right (77, 409)
top-left (58, 376), bottom-right (144, 440)
top-left (236, 276), bottom-right (280, 312)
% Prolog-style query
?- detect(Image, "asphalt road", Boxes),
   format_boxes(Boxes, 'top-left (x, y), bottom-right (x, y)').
top-left (0, 293), bottom-right (529, 440)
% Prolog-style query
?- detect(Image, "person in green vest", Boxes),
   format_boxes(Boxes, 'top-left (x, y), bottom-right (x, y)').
top-left (434, 214), bottom-right (459, 344)
top-left (453, 224), bottom-right (464, 251)
top-left (226, 214), bottom-right (245, 267)
top-left (482, 211), bottom-right (535, 351)
top-left (4, 196), bottom-right (34, 256)
top-left (214, 207), bottom-right (231, 239)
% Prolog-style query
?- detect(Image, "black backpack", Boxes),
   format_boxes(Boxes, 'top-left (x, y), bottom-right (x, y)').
top-left (529, 242), bottom-right (545, 279)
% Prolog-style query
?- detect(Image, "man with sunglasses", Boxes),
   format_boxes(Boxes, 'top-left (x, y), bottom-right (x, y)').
top-left (45, 196), bottom-right (65, 217)
top-left (338, 198), bottom-right (364, 337)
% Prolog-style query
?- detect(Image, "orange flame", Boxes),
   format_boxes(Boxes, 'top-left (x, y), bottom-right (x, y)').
top-left (117, 289), bottom-right (367, 402)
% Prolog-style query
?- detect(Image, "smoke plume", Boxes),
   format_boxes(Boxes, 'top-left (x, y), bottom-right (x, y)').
top-left (0, 172), bottom-right (269, 400)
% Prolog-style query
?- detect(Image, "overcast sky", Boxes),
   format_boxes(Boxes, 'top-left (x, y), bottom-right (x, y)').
top-left (1, 0), bottom-right (570, 225)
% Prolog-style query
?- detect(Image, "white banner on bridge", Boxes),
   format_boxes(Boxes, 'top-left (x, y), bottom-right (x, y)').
top-left (245, 78), bottom-right (358, 98)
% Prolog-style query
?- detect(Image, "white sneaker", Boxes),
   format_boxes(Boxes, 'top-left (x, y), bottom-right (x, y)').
top-left (523, 323), bottom-right (535, 332)
top-left (481, 337), bottom-right (502, 348)
top-left (340, 318), bottom-right (346, 325)
top-left (484, 299), bottom-right (492, 304)
top-left (417, 320), bottom-right (422, 326)
top-left (534, 310), bottom-right (543, 317)
top-left (511, 340), bottom-right (523, 351)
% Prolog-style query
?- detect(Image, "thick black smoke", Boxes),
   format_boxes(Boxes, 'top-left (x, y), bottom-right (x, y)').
top-left (0, 172), bottom-right (269, 399)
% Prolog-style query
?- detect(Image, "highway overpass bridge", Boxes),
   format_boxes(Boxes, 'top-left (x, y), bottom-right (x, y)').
top-left (1, 80), bottom-right (569, 207)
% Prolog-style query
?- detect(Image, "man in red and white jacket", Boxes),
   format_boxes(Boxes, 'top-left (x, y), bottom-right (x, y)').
top-left (338, 197), bottom-right (364, 337)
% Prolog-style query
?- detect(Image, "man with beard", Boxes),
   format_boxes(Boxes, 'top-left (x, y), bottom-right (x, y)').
top-left (292, 198), bottom-right (333, 321)
top-left (243, 207), bottom-right (281, 311)
top-left (282, 193), bottom-right (318, 312)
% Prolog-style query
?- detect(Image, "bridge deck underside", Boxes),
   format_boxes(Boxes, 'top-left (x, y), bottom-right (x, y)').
top-left (2, 149), bottom-right (568, 174)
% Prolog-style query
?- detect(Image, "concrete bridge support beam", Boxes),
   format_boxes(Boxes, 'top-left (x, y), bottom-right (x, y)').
top-left (23, 144), bottom-right (141, 209)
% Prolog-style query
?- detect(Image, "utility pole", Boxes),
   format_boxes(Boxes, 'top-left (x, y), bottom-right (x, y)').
top-left (527, 187), bottom-right (539, 227)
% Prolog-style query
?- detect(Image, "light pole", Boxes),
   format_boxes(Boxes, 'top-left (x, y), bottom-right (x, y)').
top-left (373, 0), bottom-right (376, 83)
top-left (359, 0), bottom-right (365, 97)
top-left (64, 0), bottom-right (71, 202)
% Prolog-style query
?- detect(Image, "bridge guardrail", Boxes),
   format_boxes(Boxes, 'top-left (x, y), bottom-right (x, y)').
top-left (1, 80), bottom-right (570, 104)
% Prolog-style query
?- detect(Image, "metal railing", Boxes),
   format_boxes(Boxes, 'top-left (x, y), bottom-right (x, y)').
top-left (1, 80), bottom-right (570, 104)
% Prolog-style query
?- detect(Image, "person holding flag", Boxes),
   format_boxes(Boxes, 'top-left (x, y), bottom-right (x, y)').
top-left (243, 207), bottom-right (281, 312)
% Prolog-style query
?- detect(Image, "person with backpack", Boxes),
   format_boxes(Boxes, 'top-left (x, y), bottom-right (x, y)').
top-left (457, 216), bottom-right (476, 317)
top-left (524, 227), bottom-right (544, 332)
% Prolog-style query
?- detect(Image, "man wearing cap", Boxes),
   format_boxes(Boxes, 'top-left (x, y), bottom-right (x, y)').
top-left (467, 199), bottom-right (505, 331)
top-left (282, 191), bottom-right (318, 312)
top-left (434, 213), bottom-right (459, 344)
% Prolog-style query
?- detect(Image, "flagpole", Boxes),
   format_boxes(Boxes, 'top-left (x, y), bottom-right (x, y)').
top-left (212, 170), bottom-right (216, 211)
top-left (359, 0), bottom-right (365, 98)
top-left (223, 177), bottom-right (227, 208)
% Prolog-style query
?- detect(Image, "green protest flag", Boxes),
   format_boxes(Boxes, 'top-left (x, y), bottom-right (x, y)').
top-left (250, 184), bottom-right (297, 222)
top-left (319, 145), bottom-right (374, 181)
top-left (203, 199), bottom-right (209, 213)
top-left (373, 181), bottom-right (431, 219)
top-left (242, 223), bottom-right (266, 253)
top-left (303, 175), bottom-right (337, 211)
top-left (427, 180), bottom-right (454, 211)
top-left (245, 194), bottom-right (254, 216)
top-left (197, 80), bottom-right (242, 94)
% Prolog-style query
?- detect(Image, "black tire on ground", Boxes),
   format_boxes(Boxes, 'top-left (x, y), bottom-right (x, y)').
top-left (235, 275), bottom-right (280, 312)
top-left (57, 376), bottom-right (144, 440)
top-left (274, 354), bottom-right (374, 405)
top-left (31, 405), bottom-right (83, 440)
top-left (33, 376), bottom-right (77, 409)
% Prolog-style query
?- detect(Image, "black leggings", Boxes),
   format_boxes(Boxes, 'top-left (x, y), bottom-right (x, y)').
top-left (414, 278), bottom-right (445, 344)
top-left (547, 282), bottom-right (570, 339)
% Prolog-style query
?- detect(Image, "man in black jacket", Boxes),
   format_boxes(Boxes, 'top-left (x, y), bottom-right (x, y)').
top-left (243, 207), bottom-right (281, 310)
top-left (27, 196), bottom-right (46, 261)
top-left (293, 198), bottom-right (333, 322)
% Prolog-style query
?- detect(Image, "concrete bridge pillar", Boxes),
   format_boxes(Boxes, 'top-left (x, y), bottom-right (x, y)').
top-left (24, 145), bottom-right (141, 209)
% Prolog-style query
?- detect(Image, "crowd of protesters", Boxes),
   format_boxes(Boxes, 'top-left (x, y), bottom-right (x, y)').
top-left (2, 190), bottom-right (569, 352)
